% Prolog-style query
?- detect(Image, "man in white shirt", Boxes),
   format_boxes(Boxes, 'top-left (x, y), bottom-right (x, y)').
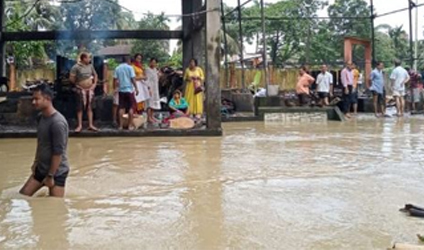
top-left (390, 59), bottom-right (410, 116)
top-left (316, 64), bottom-right (333, 106)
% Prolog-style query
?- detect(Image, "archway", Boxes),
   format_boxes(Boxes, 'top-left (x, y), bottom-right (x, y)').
top-left (344, 37), bottom-right (372, 87)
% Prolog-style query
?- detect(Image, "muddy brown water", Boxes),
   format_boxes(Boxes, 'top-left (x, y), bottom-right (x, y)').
top-left (1, 118), bottom-right (424, 249)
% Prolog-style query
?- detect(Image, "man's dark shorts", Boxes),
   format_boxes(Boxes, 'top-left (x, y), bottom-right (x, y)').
top-left (372, 90), bottom-right (385, 105)
top-left (348, 85), bottom-right (358, 104)
top-left (34, 168), bottom-right (68, 187)
top-left (318, 92), bottom-right (329, 99)
top-left (119, 92), bottom-right (135, 111)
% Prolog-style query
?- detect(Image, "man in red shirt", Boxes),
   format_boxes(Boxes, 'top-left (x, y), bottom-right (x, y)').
top-left (407, 68), bottom-right (422, 111)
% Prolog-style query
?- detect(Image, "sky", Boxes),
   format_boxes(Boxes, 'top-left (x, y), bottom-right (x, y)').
top-left (119, 0), bottom-right (423, 53)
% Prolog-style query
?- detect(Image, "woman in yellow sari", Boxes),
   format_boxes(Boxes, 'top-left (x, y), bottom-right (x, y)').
top-left (184, 58), bottom-right (204, 119)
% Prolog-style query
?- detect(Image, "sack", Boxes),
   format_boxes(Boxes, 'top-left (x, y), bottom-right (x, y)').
top-left (193, 77), bottom-right (203, 95)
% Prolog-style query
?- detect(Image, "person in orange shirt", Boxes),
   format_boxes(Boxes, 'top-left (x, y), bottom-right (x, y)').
top-left (132, 54), bottom-right (150, 114)
top-left (296, 66), bottom-right (315, 106)
top-left (352, 63), bottom-right (360, 115)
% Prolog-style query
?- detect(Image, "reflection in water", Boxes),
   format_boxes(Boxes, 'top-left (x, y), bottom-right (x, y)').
top-left (1, 117), bottom-right (424, 249)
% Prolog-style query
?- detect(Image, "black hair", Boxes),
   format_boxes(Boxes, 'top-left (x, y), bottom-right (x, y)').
top-left (301, 65), bottom-right (309, 72)
top-left (34, 83), bottom-right (54, 100)
top-left (190, 58), bottom-right (198, 66)
top-left (122, 56), bottom-right (130, 63)
top-left (134, 53), bottom-right (143, 60)
top-left (80, 52), bottom-right (89, 61)
top-left (375, 61), bottom-right (383, 67)
top-left (150, 57), bottom-right (157, 63)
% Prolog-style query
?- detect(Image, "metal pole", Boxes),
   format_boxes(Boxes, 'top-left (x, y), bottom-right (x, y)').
top-left (237, 0), bottom-right (246, 90)
top-left (0, 0), bottom-right (5, 77)
top-left (409, 0), bottom-right (414, 67)
top-left (370, 0), bottom-right (376, 65)
top-left (221, 0), bottom-right (229, 89)
top-left (414, 0), bottom-right (419, 70)
top-left (260, 0), bottom-right (269, 95)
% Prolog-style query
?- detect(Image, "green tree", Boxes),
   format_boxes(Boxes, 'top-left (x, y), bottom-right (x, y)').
top-left (167, 49), bottom-right (183, 68)
top-left (327, 0), bottom-right (371, 62)
top-left (58, 0), bottom-right (123, 56)
top-left (5, 2), bottom-right (49, 68)
top-left (131, 13), bottom-right (171, 63)
top-left (305, 20), bottom-right (340, 65)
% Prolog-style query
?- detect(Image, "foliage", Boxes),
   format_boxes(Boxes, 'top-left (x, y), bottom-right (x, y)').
top-left (166, 50), bottom-right (183, 68)
top-left (131, 13), bottom-right (171, 63)
top-left (5, 2), bottom-right (49, 68)
top-left (58, 0), bottom-right (133, 56)
top-left (2, 0), bottom-right (420, 71)
top-left (106, 58), bottom-right (120, 70)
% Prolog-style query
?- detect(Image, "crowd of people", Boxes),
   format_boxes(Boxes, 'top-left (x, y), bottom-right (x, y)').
top-left (69, 52), bottom-right (206, 131)
top-left (295, 59), bottom-right (421, 118)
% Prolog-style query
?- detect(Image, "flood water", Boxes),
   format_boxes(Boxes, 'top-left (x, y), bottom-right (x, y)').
top-left (1, 117), bottom-right (424, 249)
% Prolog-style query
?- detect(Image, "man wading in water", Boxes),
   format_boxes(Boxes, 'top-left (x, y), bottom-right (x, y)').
top-left (70, 52), bottom-right (99, 132)
top-left (19, 84), bottom-right (70, 197)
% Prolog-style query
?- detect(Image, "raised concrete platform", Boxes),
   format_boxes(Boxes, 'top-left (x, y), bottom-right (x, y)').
top-left (0, 125), bottom-right (222, 139)
top-left (258, 106), bottom-right (346, 122)
top-left (222, 112), bottom-right (261, 122)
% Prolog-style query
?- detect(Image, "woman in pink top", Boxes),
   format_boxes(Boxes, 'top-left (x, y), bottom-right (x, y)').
top-left (296, 66), bottom-right (315, 106)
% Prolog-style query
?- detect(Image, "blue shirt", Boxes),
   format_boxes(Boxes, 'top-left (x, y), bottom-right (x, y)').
top-left (370, 68), bottom-right (384, 94)
top-left (169, 97), bottom-right (188, 110)
top-left (114, 63), bottom-right (136, 93)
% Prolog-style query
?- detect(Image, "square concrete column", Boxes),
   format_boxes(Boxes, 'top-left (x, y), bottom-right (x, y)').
top-left (205, 0), bottom-right (221, 130)
top-left (182, 0), bottom-right (203, 69)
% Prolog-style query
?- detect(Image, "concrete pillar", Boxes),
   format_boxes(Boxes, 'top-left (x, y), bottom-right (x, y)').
top-left (364, 44), bottom-right (372, 88)
top-left (344, 39), bottom-right (352, 64)
top-left (182, 0), bottom-right (203, 69)
top-left (205, 0), bottom-right (221, 130)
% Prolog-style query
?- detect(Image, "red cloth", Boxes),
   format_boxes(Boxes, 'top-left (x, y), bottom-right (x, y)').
top-left (133, 61), bottom-right (143, 70)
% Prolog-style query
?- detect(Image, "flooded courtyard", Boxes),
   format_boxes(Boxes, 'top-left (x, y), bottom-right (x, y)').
top-left (1, 118), bottom-right (424, 249)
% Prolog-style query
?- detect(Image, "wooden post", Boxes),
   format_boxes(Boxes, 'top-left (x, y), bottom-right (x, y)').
top-left (237, 0), bottom-right (246, 90)
top-left (9, 62), bottom-right (15, 91)
top-left (205, 0), bottom-right (221, 130)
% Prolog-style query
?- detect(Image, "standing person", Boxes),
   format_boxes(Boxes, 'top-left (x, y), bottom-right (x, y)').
top-left (132, 54), bottom-right (150, 114)
top-left (296, 66), bottom-right (315, 106)
top-left (114, 56), bottom-right (139, 130)
top-left (352, 63), bottom-right (360, 115)
top-left (369, 61), bottom-right (386, 117)
top-left (316, 64), bottom-right (333, 106)
top-left (144, 58), bottom-right (161, 123)
top-left (69, 52), bottom-right (98, 132)
top-left (184, 58), bottom-right (205, 120)
top-left (390, 59), bottom-right (410, 117)
top-left (341, 62), bottom-right (354, 118)
top-left (407, 68), bottom-right (422, 112)
top-left (19, 84), bottom-right (70, 198)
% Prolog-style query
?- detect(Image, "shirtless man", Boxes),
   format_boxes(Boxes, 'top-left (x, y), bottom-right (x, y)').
top-left (19, 84), bottom-right (70, 197)
top-left (70, 52), bottom-right (98, 132)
